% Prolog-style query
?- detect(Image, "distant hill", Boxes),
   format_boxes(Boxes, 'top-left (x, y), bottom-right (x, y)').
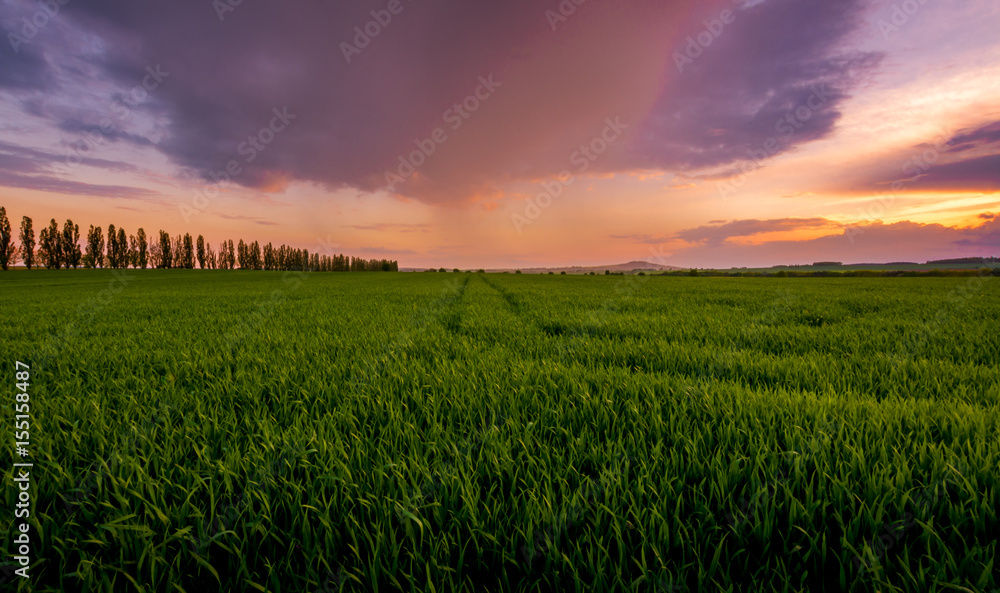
top-left (401, 261), bottom-right (683, 274)
top-left (505, 261), bottom-right (683, 274)
top-left (403, 257), bottom-right (1000, 274)
top-left (719, 258), bottom-right (999, 273)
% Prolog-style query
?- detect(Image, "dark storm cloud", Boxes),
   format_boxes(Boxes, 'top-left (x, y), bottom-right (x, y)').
top-left (0, 42), bottom-right (53, 90)
top-left (626, 0), bottom-right (882, 172)
top-left (2, 0), bottom-right (888, 202)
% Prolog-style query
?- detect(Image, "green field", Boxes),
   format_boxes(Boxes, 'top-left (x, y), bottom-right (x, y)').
top-left (2, 270), bottom-right (999, 592)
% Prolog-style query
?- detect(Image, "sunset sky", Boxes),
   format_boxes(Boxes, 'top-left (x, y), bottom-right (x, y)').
top-left (1, 0), bottom-right (998, 268)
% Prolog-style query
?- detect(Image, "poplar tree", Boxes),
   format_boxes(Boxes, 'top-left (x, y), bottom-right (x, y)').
top-left (0, 207), bottom-right (13, 270)
top-left (116, 228), bottom-right (126, 268)
top-left (39, 218), bottom-right (62, 269)
top-left (158, 230), bottom-right (172, 268)
top-left (237, 239), bottom-right (246, 269)
top-left (137, 228), bottom-right (148, 269)
top-left (62, 219), bottom-right (81, 268)
top-left (19, 216), bottom-right (34, 270)
top-left (128, 233), bottom-right (138, 268)
top-left (183, 233), bottom-right (195, 269)
top-left (196, 235), bottom-right (206, 269)
top-left (172, 234), bottom-right (183, 268)
top-left (250, 240), bottom-right (261, 270)
top-left (86, 225), bottom-right (104, 268)
top-left (107, 224), bottom-right (117, 268)
top-left (263, 242), bottom-right (274, 270)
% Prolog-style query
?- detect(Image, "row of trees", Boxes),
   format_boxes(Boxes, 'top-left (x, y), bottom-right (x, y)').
top-left (38, 218), bottom-right (82, 269)
top-left (0, 208), bottom-right (398, 272)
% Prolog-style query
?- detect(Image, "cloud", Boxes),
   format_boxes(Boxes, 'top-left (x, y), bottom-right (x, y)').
top-left (0, 0), bottom-right (885, 204)
top-left (0, 169), bottom-right (159, 199)
top-left (55, 118), bottom-right (158, 149)
top-left (953, 214), bottom-right (1000, 247)
top-left (673, 217), bottom-right (839, 245)
top-left (215, 213), bottom-right (278, 226)
top-left (0, 42), bottom-right (53, 91)
top-left (659, 217), bottom-right (1000, 268)
top-left (840, 121), bottom-right (1000, 195)
top-left (352, 245), bottom-right (418, 256)
top-left (945, 120), bottom-right (1000, 153)
top-left (347, 223), bottom-right (430, 233)
top-left (625, 0), bottom-right (882, 174)
top-left (609, 233), bottom-right (676, 245)
top-left (0, 139), bottom-right (157, 198)
top-left (0, 140), bottom-right (144, 175)
top-left (906, 154), bottom-right (1000, 192)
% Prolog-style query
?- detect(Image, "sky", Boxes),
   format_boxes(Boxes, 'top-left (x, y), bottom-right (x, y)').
top-left (1, 0), bottom-right (998, 269)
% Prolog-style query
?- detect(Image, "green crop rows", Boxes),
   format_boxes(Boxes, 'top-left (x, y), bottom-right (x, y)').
top-left (1, 270), bottom-right (998, 592)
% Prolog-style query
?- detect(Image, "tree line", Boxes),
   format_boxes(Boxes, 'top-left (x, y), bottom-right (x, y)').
top-left (0, 207), bottom-right (398, 272)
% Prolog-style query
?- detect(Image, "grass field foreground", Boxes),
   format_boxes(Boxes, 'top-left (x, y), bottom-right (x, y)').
top-left (1, 270), bottom-right (998, 592)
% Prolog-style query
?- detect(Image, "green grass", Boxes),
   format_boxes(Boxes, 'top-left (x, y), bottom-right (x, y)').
top-left (1, 270), bottom-right (998, 592)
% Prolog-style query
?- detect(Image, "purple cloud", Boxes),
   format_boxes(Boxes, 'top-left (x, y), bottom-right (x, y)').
top-left (945, 120), bottom-right (1000, 153)
top-left (0, 0), bottom-right (895, 205)
top-left (674, 217), bottom-right (839, 245)
top-left (0, 169), bottom-right (159, 199)
top-left (655, 217), bottom-right (1000, 268)
top-left (216, 213), bottom-right (278, 226)
top-left (625, 0), bottom-right (882, 173)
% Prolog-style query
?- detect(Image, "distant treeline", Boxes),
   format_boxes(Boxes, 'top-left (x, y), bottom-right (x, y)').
top-left (663, 267), bottom-right (1000, 278)
top-left (0, 207), bottom-right (397, 272)
top-left (926, 257), bottom-right (1000, 265)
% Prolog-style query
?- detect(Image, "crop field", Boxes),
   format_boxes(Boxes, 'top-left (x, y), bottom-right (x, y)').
top-left (2, 270), bottom-right (999, 592)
